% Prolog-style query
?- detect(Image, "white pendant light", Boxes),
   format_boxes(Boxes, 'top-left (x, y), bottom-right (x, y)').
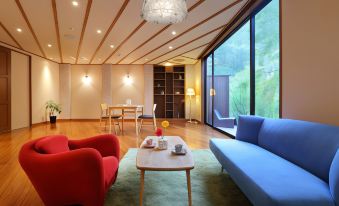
top-left (141, 0), bottom-right (188, 24)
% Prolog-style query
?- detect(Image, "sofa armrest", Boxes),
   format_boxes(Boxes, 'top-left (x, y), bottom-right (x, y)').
top-left (330, 149), bottom-right (339, 204)
top-left (19, 148), bottom-right (105, 205)
top-left (69, 134), bottom-right (120, 159)
top-left (236, 115), bottom-right (265, 145)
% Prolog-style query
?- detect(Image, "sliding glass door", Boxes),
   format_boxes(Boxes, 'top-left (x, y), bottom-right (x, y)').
top-left (204, 0), bottom-right (279, 135)
top-left (213, 22), bottom-right (250, 131)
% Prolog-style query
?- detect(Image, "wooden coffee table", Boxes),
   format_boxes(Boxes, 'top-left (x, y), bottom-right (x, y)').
top-left (136, 136), bottom-right (195, 206)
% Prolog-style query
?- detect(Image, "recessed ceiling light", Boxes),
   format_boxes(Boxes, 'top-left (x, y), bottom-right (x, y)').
top-left (47, 44), bottom-right (52, 48)
top-left (97, 30), bottom-right (102, 34)
top-left (72, 1), bottom-right (79, 7)
top-left (49, 57), bottom-right (54, 60)
top-left (169, 46), bottom-right (173, 50)
top-left (16, 28), bottom-right (22, 32)
top-left (171, 31), bottom-right (176, 35)
top-left (110, 45), bottom-right (114, 48)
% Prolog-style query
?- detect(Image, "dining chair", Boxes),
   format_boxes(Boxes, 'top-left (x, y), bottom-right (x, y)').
top-left (138, 104), bottom-right (157, 133)
top-left (100, 103), bottom-right (122, 135)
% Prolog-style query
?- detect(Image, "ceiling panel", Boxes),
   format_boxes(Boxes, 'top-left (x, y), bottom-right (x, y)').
top-left (92, 0), bottom-right (145, 64)
top-left (0, 0), bottom-right (249, 64)
top-left (20, 0), bottom-right (60, 62)
top-left (146, 30), bottom-right (218, 64)
top-left (57, 0), bottom-right (89, 64)
top-left (0, 0), bottom-right (42, 56)
top-left (0, 26), bottom-right (17, 47)
top-left (78, 0), bottom-right (125, 64)
top-left (181, 47), bottom-right (207, 59)
top-left (121, 0), bottom-right (243, 64)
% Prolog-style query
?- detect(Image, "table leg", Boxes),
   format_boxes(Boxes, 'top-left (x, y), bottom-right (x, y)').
top-left (135, 109), bottom-right (138, 135)
top-left (121, 109), bottom-right (124, 135)
top-left (186, 170), bottom-right (192, 206)
top-left (140, 170), bottom-right (145, 206)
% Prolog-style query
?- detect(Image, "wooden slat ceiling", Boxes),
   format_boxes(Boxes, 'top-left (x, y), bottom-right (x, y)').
top-left (0, 0), bottom-right (248, 65)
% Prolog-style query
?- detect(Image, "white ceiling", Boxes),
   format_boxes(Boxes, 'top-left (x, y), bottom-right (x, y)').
top-left (0, 0), bottom-right (248, 65)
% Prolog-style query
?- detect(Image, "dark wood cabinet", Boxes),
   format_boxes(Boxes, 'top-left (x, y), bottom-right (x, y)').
top-left (154, 65), bottom-right (185, 119)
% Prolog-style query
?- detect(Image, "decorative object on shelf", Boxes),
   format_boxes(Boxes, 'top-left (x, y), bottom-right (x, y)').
top-left (161, 90), bottom-right (165, 95)
top-left (141, 0), bottom-right (188, 24)
top-left (179, 74), bottom-right (182, 80)
top-left (126, 99), bottom-right (132, 105)
top-left (45, 100), bottom-right (62, 124)
top-left (186, 88), bottom-right (198, 124)
top-left (175, 91), bottom-right (180, 94)
top-left (157, 83), bottom-right (161, 87)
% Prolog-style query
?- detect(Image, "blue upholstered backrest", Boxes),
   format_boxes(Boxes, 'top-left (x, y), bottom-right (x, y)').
top-left (236, 115), bottom-right (265, 145)
top-left (330, 149), bottom-right (339, 205)
top-left (258, 118), bottom-right (339, 182)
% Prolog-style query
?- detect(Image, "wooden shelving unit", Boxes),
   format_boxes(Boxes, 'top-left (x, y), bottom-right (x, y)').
top-left (154, 65), bottom-right (185, 119)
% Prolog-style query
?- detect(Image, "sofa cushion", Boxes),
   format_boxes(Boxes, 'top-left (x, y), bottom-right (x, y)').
top-left (210, 139), bottom-right (335, 206)
top-left (236, 115), bottom-right (264, 145)
top-left (258, 118), bottom-right (339, 182)
top-left (103, 156), bottom-right (119, 191)
top-left (330, 149), bottom-right (339, 205)
top-left (35, 135), bottom-right (69, 154)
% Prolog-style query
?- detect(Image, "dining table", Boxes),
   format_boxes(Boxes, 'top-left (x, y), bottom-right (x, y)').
top-left (108, 104), bottom-right (144, 135)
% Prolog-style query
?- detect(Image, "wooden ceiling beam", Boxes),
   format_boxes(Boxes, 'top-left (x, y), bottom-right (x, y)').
top-left (155, 43), bottom-right (209, 65)
top-left (51, 0), bottom-right (63, 63)
top-left (75, 0), bottom-right (93, 64)
top-left (115, 0), bottom-right (206, 64)
top-left (15, 0), bottom-right (46, 58)
top-left (89, 0), bottom-right (130, 64)
top-left (145, 25), bottom-right (224, 64)
top-left (0, 22), bottom-right (23, 50)
top-left (130, 0), bottom-right (242, 64)
top-left (102, 20), bottom-right (146, 63)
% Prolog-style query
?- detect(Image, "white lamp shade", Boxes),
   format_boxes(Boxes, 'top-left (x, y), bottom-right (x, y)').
top-left (186, 88), bottom-right (195, 96)
top-left (141, 0), bottom-right (188, 24)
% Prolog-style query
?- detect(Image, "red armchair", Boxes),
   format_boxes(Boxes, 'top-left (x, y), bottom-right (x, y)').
top-left (19, 134), bottom-right (120, 206)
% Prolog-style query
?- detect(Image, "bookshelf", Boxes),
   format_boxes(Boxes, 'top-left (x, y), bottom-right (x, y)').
top-left (153, 65), bottom-right (185, 118)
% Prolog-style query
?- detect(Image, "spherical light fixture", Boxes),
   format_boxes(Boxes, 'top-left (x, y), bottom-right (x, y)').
top-left (141, 0), bottom-right (188, 24)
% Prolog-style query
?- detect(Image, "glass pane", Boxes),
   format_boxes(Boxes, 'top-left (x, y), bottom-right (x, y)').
top-left (205, 54), bottom-right (213, 125)
top-left (213, 21), bottom-right (250, 131)
top-left (255, 0), bottom-right (280, 118)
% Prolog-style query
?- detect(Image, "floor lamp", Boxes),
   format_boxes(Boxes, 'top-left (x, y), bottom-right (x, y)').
top-left (186, 88), bottom-right (198, 124)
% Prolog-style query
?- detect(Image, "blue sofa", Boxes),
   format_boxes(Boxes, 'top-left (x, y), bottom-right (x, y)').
top-left (210, 115), bottom-right (339, 206)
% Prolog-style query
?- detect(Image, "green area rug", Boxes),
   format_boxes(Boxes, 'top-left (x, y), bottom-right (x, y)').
top-left (105, 149), bottom-right (251, 206)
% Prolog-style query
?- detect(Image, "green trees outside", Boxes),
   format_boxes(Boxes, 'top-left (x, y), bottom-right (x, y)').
top-left (210, 0), bottom-right (279, 119)
top-left (255, 0), bottom-right (280, 118)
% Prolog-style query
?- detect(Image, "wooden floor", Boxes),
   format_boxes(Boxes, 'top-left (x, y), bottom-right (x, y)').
top-left (0, 120), bottom-right (230, 205)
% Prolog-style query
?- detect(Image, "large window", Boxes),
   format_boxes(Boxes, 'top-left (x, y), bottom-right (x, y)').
top-left (255, 0), bottom-right (280, 118)
top-left (204, 0), bottom-right (279, 135)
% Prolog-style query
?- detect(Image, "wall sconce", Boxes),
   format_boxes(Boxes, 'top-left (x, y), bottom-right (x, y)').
top-left (124, 73), bottom-right (133, 85)
top-left (82, 74), bottom-right (92, 85)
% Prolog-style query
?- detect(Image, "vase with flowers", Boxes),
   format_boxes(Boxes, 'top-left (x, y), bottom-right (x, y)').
top-left (155, 121), bottom-right (170, 150)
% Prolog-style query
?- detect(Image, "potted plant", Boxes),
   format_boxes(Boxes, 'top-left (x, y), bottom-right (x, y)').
top-left (45, 100), bottom-right (62, 124)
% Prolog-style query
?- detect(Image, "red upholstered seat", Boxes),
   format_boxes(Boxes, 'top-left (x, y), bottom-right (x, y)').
top-left (19, 134), bottom-right (120, 206)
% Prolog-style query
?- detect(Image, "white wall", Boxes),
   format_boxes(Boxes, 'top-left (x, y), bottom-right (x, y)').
top-left (70, 65), bottom-right (102, 119)
top-left (59, 64), bottom-right (71, 119)
top-left (185, 61), bottom-right (202, 122)
top-left (143, 65), bottom-right (153, 115)
top-left (11, 51), bottom-right (30, 129)
top-left (281, 0), bottom-right (339, 125)
top-left (31, 56), bottom-right (59, 124)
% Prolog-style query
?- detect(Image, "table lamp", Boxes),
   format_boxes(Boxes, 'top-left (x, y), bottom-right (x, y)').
top-left (186, 88), bottom-right (197, 124)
